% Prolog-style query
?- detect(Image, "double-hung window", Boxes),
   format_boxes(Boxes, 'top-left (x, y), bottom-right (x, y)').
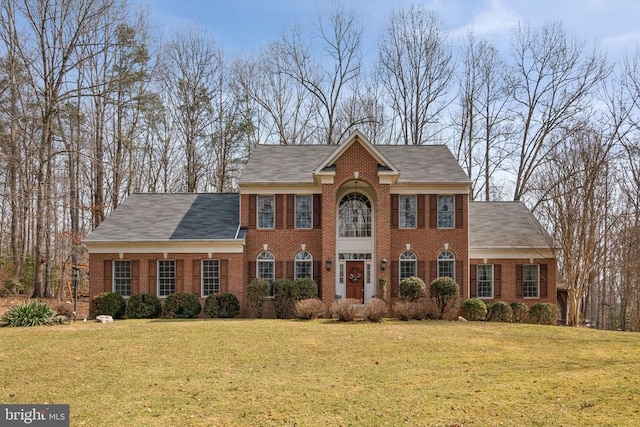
top-left (437, 251), bottom-right (455, 279)
top-left (295, 251), bottom-right (313, 279)
top-left (202, 259), bottom-right (220, 296)
top-left (399, 251), bottom-right (417, 281)
top-left (437, 195), bottom-right (454, 228)
top-left (158, 260), bottom-right (175, 297)
top-left (477, 265), bottom-right (493, 298)
top-left (296, 196), bottom-right (312, 229)
top-left (399, 195), bottom-right (416, 228)
top-left (257, 251), bottom-right (275, 282)
top-left (113, 260), bottom-right (131, 297)
top-left (257, 196), bottom-right (275, 229)
top-left (523, 265), bottom-right (539, 298)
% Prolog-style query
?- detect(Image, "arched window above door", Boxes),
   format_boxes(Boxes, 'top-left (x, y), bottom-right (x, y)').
top-left (338, 192), bottom-right (371, 237)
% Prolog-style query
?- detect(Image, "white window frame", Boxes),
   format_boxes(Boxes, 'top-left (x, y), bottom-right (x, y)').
top-left (257, 195), bottom-right (275, 229)
top-left (477, 264), bottom-right (493, 299)
top-left (437, 195), bottom-right (454, 229)
top-left (338, 192), bottom-right (372, 237)
top-left (399, 251), bottom-right (417, 282)
top-left (295, 251), bottom-right (313, 279)
top-left (158, 259), bottom-right (175, 297)
top-left (201, 259), bottom-right (220, 297)
top-left (523, 264), bottom-right (540, 298)
top-left (399, 195), bottom-right (417, 229)
top-left (257, 251), bottom-right (275, 282)
top-left (437, 250), bottom-right (455, 279)
top-left (113, 260), bottom-right (131, 297)
top-left (295, 195), bottom-right (313, 229)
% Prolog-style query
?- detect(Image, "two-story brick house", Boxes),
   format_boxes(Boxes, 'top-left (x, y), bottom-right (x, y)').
top-left (85, 131), bottom-right (556, 316)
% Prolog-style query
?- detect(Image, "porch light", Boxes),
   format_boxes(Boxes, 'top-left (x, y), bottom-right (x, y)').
top-left (326, 258), bottom-right (333, 271)
top-left (380, 258), bottom-right (387, 271)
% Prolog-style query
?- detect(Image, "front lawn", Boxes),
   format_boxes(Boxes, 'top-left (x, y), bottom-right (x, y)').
top-left (1, 319), bottom-right (639, 426)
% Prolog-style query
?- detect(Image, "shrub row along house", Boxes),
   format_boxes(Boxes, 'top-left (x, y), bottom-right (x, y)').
top-left (85, 131), bottom-right (557, 316)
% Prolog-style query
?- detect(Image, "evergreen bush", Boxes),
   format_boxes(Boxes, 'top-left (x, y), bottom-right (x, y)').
top-left (125, 293), bottom-right (162, 319)
top-left (292, 278), bottom-right (317, 300)
top-left (162, 293), bottom-right (202, 319)
top-left (272, 279), bottom-right (294, 319)
top-left (528, 303), bottom-right (559, 325)
top-left (429, 277), bottom-right (460, 319)
top-left (510, 302), bottom-right (529, 323)
top-left (89, 292), bottom-right (126, 319)
top-left (399, 276), bottom-right (426, 302)
top-left (204, 293), bottom-right (240, 318)
top-left (489, 301), bottom-right (513, 322)
top-left (247, 278), bottom-right (270, 318)
top-left (463, 298), bottom-right (487, 321)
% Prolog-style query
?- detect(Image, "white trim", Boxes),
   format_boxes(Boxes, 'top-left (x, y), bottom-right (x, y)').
top-left (469, 247), bottom-right (555, 259)
top-left (86, 240), bottom-right (245, 254)
top-left (391, 184), bottom-right (471, 194)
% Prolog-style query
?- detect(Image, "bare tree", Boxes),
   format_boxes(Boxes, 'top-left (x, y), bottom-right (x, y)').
top-left (378, 5), bottom-right (454, 145)
top-left (507, 21), bottom-right (609, 202)
top-left (454, 31), bottom-right (512, 200)
top-left (271, 3), bottom-right (364, 145)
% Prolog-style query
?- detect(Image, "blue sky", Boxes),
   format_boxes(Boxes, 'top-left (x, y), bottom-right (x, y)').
top-left (141, 0), bottom-right (639, 58)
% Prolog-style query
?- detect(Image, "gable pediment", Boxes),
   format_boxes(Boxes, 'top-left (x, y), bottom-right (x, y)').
top-left (313, 130), bottom-right (399, 184)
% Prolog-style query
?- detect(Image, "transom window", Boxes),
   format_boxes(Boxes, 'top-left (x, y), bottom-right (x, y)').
top-left (399, 251), bottom-right (417, 281)
top-left (296, 195), bottom-right (312, 229)
top-left (202, 259), bottom-right (220, 296)
top-left (477, 264), bottom-right (493, 298)
top-left (257, 196), bottom-right (275, 229)
top-left (437, 195), bottom-right (454, 228)
top-left (158, 260), bottom-right (175, 297)
top-left (257, 251), bottom-right (275, 282)
top-left (437, 250), bottom-right (455, 279)
top-left (399, 195), bottom-right (416, 228)
top-left (523, 265), bottom-right (539, 298)
top-left (113, 260), bottom-right (131, 297)
top-left (295, 251), bottom-right (313, 279)
top-left (339, 192), bottom-right (371, 237)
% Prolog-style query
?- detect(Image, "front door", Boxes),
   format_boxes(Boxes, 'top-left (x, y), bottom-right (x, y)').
top-left (345, 261), bottom-right (364, 303)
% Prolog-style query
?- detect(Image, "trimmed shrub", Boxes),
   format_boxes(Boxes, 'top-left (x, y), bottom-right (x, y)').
top-left (162, 293), bottom-right (202, 319)
top-left (294, 298), bottom-right (327, 320)
top-left (126, 293), bottom-right (162, 319)
top-left (292, 278), bottom-right (318, 300)
top-left (364, 297), bottom-right (388, 322)
top-left (489, 301), bottom-right (513, 322)
top-left (331, 298), bottom-right (360, 322)
top-left (429, 277), bottom-right (460, 319)
top-left (463, 298), bottom-right (487, 321)
top-left (90, 292), bottom-right (126, 319)
top-left (272, 279), bottom-right (294, 319)
top-left (484, 302), bottom-right (494, 321)
top-left (510, 302), bottom-right (529, 323)
top-left (2, 299), bottom-right (55, 327)
top-left (399, 276), bottom-right (426, 302)
top-left (247, 278), bottom-right (270, 318)
top-left (528, 303), bottom-right (559, 325)
top-left (204, 293), bottom-right (240, 318)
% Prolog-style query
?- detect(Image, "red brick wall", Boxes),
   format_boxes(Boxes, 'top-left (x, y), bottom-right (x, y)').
top-left (89, 252), bottom-right (247, 315)
top-left (468, 257), bottom-right (557, 304)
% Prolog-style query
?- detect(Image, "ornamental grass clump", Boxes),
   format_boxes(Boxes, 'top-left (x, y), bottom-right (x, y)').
top-left (331, 298), bottom-right (360, 322)
top-left (2, 299), bottom-right (55, 327)
top-left (463, 298), bottom-right (487, 321)
top-left (125, 293), bottom-right (162, 319)
top-left (364, 297), bottom-right (388, 322)
top-left (162, 293), bottom-right (202, 319)
top-left (294, 298), bottom-right (327, 320)
top-left (89, 292), bottom-right (126, 319)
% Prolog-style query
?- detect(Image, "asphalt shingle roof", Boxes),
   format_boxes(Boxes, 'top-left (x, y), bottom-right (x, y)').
top-left (468, 202), bottom-right (553, 248)
top-left (238, 144), bottom-right (471, 184)
top-left (85, 193), bottom-right (243, 242)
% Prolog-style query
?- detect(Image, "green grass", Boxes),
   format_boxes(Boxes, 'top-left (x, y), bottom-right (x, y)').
top-left (1, 319), bottom-right (639, 426)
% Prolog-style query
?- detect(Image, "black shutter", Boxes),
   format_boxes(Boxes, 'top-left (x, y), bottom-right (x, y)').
top-left (249, 195), bottom-right (256, 229)
top-left (515, 265), bottom-right (523, 298)
top-left (275, 195), bottom-right (284, 229)
top-left (417, 195), bottom-right (426, 228)
top-left (540, 264), bottom-right (548, 298)
top-left (391, 194), bottom-right (399, 229)
top-left (287, 195), bottom-right (295, 229)
top-left (455, 194), bottom-right (464, 229)
top-left (494, 264), bottom-right (502, 298)
top-left (429, 195), bottom-right (438, 228)
top-left (313, 194), bottom-right (322, 229)
top-left (470, 264), bottom-right (477, 298)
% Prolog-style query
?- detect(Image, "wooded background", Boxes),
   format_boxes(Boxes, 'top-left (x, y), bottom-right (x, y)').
top-left (0, 0), bottom-right (638, 330)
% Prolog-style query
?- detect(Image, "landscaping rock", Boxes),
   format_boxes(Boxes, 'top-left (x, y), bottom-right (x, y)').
top-left (458, 316), bottom-right (468, 322)
top-left (96, 315), bottom-right (113, 323)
